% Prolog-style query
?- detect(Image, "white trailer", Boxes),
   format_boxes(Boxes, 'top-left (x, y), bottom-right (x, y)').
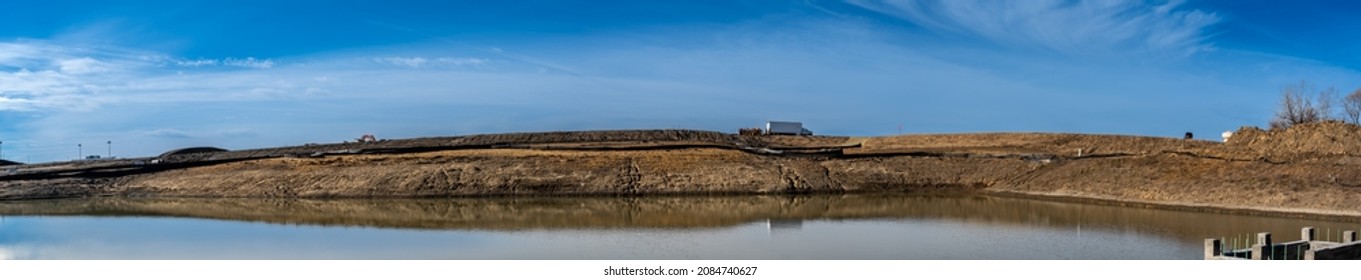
top-left (765, 121), bottom-right (813, 136)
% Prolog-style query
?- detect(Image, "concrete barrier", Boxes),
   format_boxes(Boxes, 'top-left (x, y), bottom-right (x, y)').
top-left (1207, 227), bottom-right (1361, 260)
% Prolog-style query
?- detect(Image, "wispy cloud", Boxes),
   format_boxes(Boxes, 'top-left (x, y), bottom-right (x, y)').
top-left (0, 39), bottom-right (515, 161)
top-left (0, 43), bottom-right (294, 112)
top-left (57, 57), bottom-right (114, 74)
top-left (0, 43), bottom-right (145, 111)
top-left (847, 0), bottom-right (1219, 57)
top-left (375, 56), bottom-right (428, 67)
top-left (171, 57), bottom-right (275, 68)
top-left (222, 57), bottom-right (274, 69)
top-left (138, 128), bottom-right (257, 139)
top-left (174, 59), bottom-right (218, 67)
top-left (140, 128), bottom-right (193, 139)
top-left (373, 56), bottom-right (488, 68)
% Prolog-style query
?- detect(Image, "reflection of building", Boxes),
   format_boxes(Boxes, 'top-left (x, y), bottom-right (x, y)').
top-left (766, 219), bottom-right (803, 235)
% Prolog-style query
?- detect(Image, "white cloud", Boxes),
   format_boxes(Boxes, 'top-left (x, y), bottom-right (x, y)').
top-left (138, 128), bottom-right (257, 139)
top-left (175, 59), bottom-right (219, 67)
top-left (375, 56), bottom-right (428, 67)
top-left (0, 96), bottom-right (39, 111)
top-left (0, 42), bottom-right (44, 64)
top-left (222, 57), bottom-right (274, 69)
top-left (0, 43), bottom-right (295, 112)
top-left (435, 57), bottom-right (488, 66)
top-left (141, 128), bottom-right (193, 139)
top-left (846, 0), bottom-right (1219, 57)
top-left (0, 69), bottom-right (109, 111)
top-left (57, 57), bottom-right (113, 74)
top-left (0, 43), bottom-right (144, 111)
top-left (172, 57), bottom-right (277, 68)
top-left (374, 56), bottom-right (487, 67)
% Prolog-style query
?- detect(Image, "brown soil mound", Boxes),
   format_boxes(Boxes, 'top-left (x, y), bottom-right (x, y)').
top-left (758, 135), bottom-right (854, 148)
top-left (1228, 121), bottom-right (1361, 160)
top-left (856, 132), bottom-right (1220, 157)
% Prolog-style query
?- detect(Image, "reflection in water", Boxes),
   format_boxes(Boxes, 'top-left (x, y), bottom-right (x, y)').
top-left (0, 194), bottom-right (1356, 259)
top-left (766, 219), bottom-right (804, 235)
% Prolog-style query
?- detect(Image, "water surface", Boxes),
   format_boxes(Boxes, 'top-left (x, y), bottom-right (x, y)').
top-left (0, 194), bottom-right (1354, 259)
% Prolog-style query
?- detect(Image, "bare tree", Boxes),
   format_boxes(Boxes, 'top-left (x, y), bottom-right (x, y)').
top-left (1344, 88), bottom-right (1361, 124)
top-left (1319, 86), bottom-right (1338, 120)
top-left (1271, 81), bottom-right (1331, 129)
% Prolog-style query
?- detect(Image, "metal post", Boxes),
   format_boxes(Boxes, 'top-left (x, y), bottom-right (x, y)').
top-left (1297, 243), bottom-right (1301, 260)
top-left (1231, 237), bottom-right (1237, 253)
top-left (1225, 237), bottom-right (1230, 253)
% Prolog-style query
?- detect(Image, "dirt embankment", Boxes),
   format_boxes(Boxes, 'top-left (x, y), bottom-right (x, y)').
top-left (3, 123), bottom-right (1361, 218)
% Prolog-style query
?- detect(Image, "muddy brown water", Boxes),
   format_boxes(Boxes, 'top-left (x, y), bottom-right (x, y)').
top-left (0, 194), bottom-right (1354, 259)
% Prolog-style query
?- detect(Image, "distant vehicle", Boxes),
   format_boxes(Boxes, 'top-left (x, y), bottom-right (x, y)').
top-left (85, 155), bottom-right (101, 160)
top-left (765, 121), bottom-right (813, 136)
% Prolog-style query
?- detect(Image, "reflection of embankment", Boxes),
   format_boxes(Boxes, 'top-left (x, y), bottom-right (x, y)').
top-left (1, 195), bottom-right (1353, 243)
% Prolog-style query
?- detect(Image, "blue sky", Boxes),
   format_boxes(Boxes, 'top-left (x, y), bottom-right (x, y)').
top-left (1, 0), bottom-right (1359, 162)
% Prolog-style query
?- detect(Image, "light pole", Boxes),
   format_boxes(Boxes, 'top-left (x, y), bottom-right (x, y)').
top-left (107, 141), bottom-right (112, 158)
top-left (78, 144), bottom-right (82, 160)
top-left (1, 140), bottom-right (4, 160)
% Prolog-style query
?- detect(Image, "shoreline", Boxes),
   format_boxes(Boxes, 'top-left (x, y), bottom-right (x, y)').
top-left (984, 190), bottom-right (1361, 222)
top-left (4, 124), bottom-right (1361, 221)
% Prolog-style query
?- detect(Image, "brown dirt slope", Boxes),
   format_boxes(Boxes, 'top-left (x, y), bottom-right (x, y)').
top-left (3, 124), bottom-right (1361, 219)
